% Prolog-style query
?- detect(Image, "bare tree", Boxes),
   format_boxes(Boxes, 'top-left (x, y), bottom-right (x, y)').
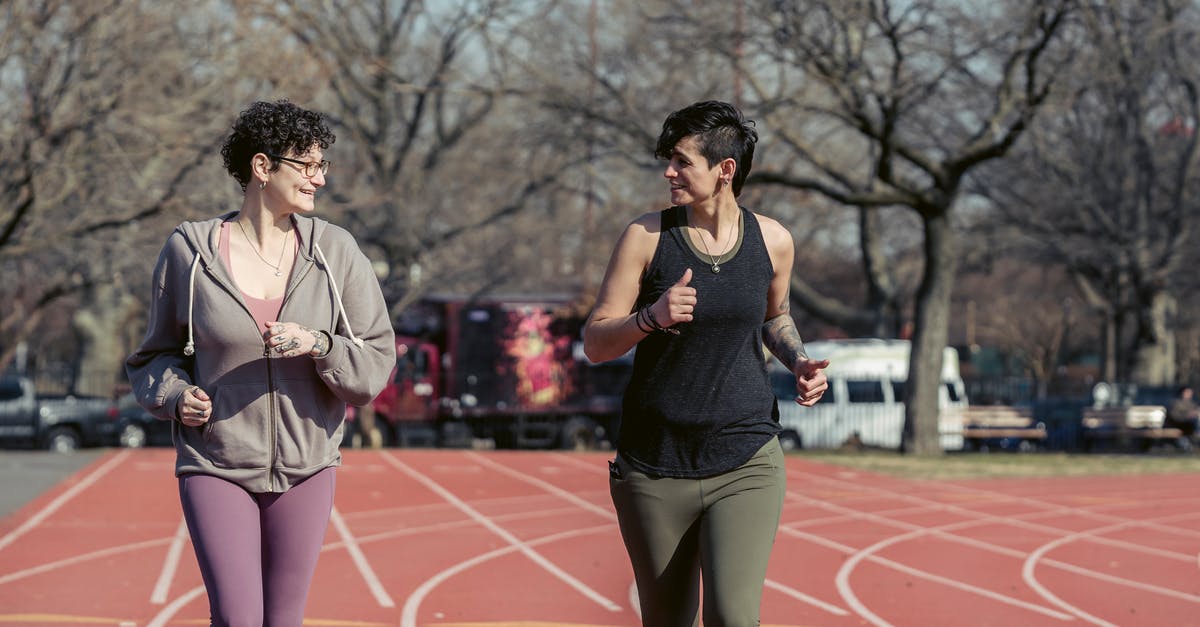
top-left (973, 1), bottom-right (1200, 388)
top-left (730, 0), bottom-right (1073, 454)
top-left (0, 0), bottom-right (316, 391)
top-left (260, 1), bottom-right (595, 315)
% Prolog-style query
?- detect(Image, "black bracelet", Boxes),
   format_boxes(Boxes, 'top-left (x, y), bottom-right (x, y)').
top-left (643, 305), bottom-right (680, 335)
top-left (634, 308), bottom-right (651, 334)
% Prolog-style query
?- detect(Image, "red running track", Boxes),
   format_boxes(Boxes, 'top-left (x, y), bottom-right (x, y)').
top-left (1, 448), bottom-right (1199, 626)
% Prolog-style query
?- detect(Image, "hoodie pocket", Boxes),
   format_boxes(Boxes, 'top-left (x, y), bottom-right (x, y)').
top-left (201, 383), bottom-right (272, 469)
top-left (273, 379), bottom-right (343, 469)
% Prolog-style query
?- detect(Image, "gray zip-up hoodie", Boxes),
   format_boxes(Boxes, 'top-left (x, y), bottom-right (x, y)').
top-left (126, 213), bottom-right (395, 492)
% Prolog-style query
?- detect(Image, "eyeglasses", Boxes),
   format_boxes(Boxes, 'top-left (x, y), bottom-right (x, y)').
top-left (268, 154), bottom-right (330, 178)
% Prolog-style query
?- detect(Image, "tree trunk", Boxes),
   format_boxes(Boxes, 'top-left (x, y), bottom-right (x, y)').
top-left (1102, 309), bottom-right (1118, 382)
top-left (860, 207), bottom-right (899, 337)
top-left (903, 211), bottom-right (957, 456)
top-left (73, 282), bottom-right (138, 397)
top-left (1133, 291), bottom-right (1176, 386)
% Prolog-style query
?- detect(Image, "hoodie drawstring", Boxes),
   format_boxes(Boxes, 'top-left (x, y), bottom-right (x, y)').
top-left (183, 254), bottom-right (200, 356)
top-left (182, 238), bottom-right (366, 358)
top-left (314, 242), bottom-right (365, 348)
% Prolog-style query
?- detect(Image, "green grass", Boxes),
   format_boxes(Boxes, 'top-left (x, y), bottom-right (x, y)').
top-left (791, 450), bottom-right (1200, 480)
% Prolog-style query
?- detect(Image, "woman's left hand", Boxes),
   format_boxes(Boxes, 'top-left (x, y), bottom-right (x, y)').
top-left (793, 358), bottom-right (830, 406)
top-left (265, 321), bottom-right (327, 358)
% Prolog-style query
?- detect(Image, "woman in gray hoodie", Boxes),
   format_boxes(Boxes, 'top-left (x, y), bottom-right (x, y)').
top-left (126, 100), bottom-right (395, 625)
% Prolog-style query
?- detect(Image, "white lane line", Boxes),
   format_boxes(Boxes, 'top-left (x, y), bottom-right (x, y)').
top-left (0, 537), bottom-right (170, 584)
top-left (763, 578), bottom-right (850, 616)
top-left (146, 585), bottom-right (206, 627)
top-left (875, 471), bottom-right (1200, 540)
top-left (791, 469), bottom-right (1200, 623)
top-left (817, 471), bottom-right (1200, 571)
top-left (783, 486), bottom-right (1076, 623)
top-left (469, 452), bottom-right (615, 521)
top-left (339, 491), bottom-right (586, 523)
top-left (790, 486), bottom-right (1200, 608)
top-left (797, 470), bottom-right (1200, 565)
top-left (786, 491), bottom-right (1078, 622)
top-left (381, 452), bottom-right (622, 613)
top-left (321, 506), bottom-right (585, 551)
top-left (399, 524), bottom-right (614, 627)
top-left (150, 519), bottom-right (189, 604)
top-left (329, 506), bottom-right (395, 608)
top-left (551, 452), bottom-right (614, 477)
top-left (1023, 515), bottom-right (1200, 627)
top-left (801, 468), bottom-right (1200, 557)
top-left (826, 523), bottom-right (1075, 625)
top-left (0, 449), bottom-right (130, 552)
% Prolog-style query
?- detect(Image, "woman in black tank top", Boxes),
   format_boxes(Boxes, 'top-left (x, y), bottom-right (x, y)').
top-left (583, 101), bottom-right (830, 625)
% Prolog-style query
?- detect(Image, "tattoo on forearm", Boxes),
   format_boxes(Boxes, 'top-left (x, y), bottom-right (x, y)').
top-left (762, 313), bottom-right (807, 370)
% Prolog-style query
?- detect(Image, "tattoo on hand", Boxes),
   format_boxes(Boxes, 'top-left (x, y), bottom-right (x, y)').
top-left (307, 328), bottom-right (329, 357)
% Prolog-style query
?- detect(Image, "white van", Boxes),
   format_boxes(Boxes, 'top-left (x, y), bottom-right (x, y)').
top-left (769, 339), bottom-right (967, 451)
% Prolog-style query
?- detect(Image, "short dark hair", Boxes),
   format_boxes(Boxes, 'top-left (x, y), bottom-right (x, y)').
top-left (654, 100), bottom-right (758, 197)
top-left (220, 100), bottom-right (336, 191)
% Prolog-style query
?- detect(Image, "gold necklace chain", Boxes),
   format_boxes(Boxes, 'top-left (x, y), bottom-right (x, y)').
top-left (692, 211), bottom-right (738, 274)
top-left (236, 220), bottom-right (290, 277)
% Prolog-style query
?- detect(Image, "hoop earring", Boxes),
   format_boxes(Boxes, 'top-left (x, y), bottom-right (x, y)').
top-left (259, 180), bottom-right (267, 190)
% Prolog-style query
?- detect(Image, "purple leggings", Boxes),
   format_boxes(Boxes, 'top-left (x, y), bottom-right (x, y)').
top-left (179, 467), bottom-right (336, 627)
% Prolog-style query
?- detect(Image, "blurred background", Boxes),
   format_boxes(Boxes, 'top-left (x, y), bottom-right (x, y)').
top-left (4, 1), bottom-right (1200, 453)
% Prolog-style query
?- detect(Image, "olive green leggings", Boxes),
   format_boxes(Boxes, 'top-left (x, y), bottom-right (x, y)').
top-left (609, 437), bottom-right (786, 627)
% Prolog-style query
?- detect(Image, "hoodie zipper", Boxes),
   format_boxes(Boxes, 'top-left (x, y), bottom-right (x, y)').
top-left (264, 342), bottom-right (278, 492)
top-left (263, 256), bottom-right (313, 493)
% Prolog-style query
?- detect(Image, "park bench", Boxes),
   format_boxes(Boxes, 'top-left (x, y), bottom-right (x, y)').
top-left (953, 405), bottom-right (1047, 452)
top-left (1080, 405), bottom-right (1184, 452)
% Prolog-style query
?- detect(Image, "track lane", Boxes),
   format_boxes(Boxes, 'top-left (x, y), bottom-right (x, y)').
top-left (1, 448), bottom-right (1198, 626)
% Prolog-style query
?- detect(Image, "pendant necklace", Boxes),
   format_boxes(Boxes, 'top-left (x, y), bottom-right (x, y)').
top-left (237, 220), bottom-right (290, 277)
top-left (693, 211), bottom-right (737, 274)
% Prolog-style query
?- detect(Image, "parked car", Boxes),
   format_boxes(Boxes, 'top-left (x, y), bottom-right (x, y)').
top-left (0, 375), bottom-right (128, 452)
top-left (111, 393), bottom-right (173, 448)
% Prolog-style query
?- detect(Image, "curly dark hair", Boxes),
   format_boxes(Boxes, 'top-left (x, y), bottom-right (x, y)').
top-left (654, 100), bottom-right (758, 197)
top-left (220, 100), bottom-right (336, 191)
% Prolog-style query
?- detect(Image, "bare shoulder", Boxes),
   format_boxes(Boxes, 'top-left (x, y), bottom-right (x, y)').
top-left (590, 210), bottom-right (665, 320)
top-left (627, 210), bottom-right (664, 236)
top-left (614, 210), bottom-right (665, 256)
top-left (752, 212), bottom-right (794, 252)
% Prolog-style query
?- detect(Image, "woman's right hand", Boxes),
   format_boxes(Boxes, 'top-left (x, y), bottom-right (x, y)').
top-left (177, 385), bottom-right (212, 426)
top-left (650, 268), bottom-right (697, 329)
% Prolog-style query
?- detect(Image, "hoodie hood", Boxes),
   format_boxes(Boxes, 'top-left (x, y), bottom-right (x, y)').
top-left (176, 213), bottom-right (363, 357)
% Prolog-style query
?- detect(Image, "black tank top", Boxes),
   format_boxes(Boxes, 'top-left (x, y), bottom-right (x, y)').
top-left (618, 205), bottom-right (780, 478)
